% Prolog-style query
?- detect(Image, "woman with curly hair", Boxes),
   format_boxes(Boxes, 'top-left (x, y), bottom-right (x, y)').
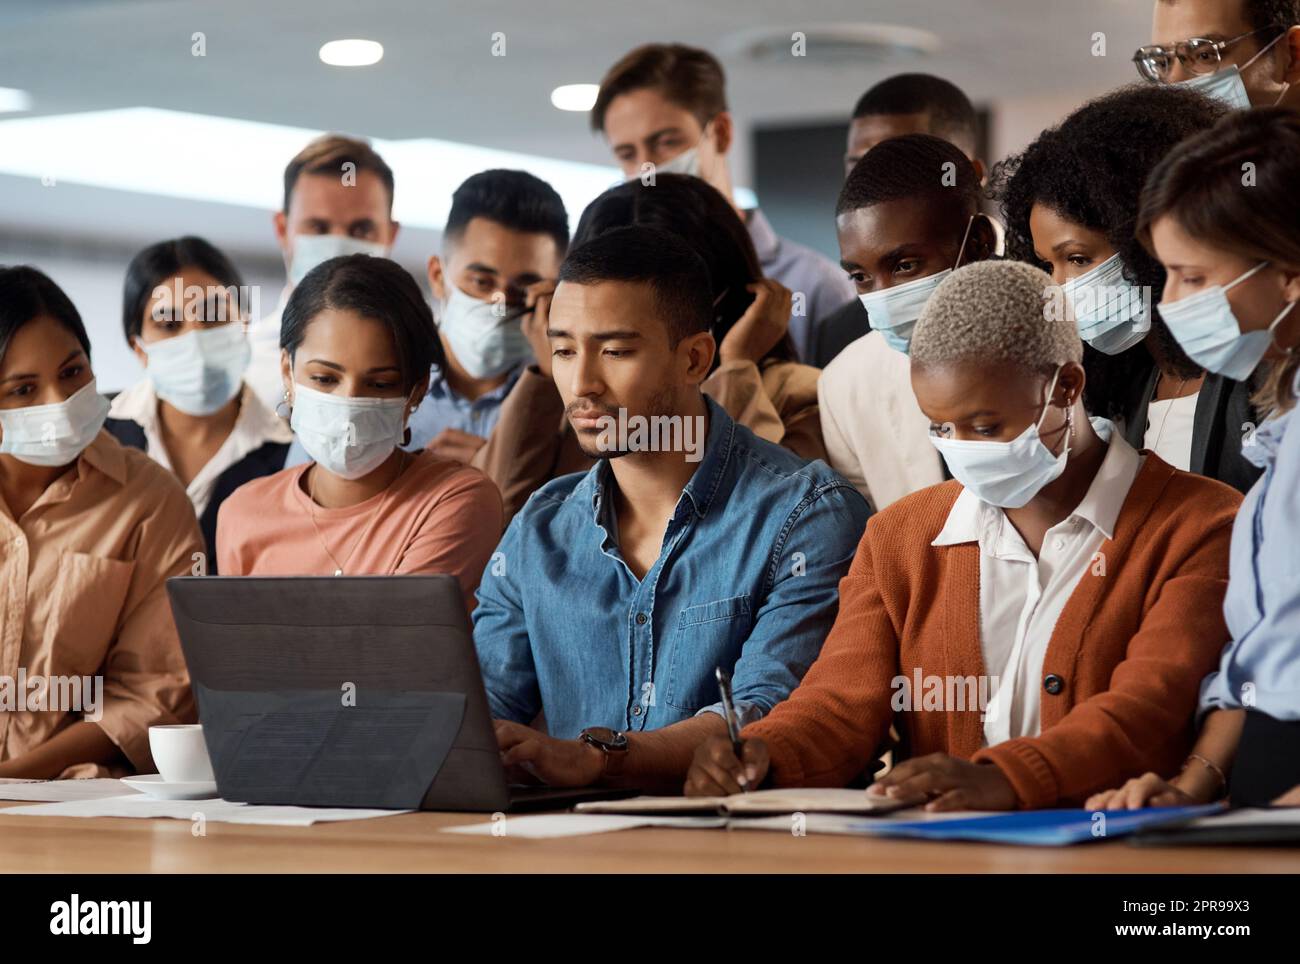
top-left (1089, 109), bottom-right (1300, 809)
top-left (993, 84), bottom-right (1262, 493)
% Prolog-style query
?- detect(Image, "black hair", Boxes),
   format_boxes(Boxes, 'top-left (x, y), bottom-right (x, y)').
top-left (122, 236), bottom-right (245, 343)
top-left (991, 83), bottom-right (1228, 417)
top-left (1243, 0), bottom-right (1300, 31)
top-left (281, 254), bottom-right (443, 394)
top-left (571, 173), bottom-right (795, 367)
top-left (851, 73), bottom-right (978, 150)
top-left (558, 225), bottom-right (712, 345)
top-left (444, 169), bottom-right (570, 254)
top-left (0, 265), bottom-right (92, 364)
top-left (837, 133), bottom-right (981, 218)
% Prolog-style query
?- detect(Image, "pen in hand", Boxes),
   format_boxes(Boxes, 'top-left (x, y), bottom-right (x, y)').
top-left (715, 667), bottom-right (749, 792)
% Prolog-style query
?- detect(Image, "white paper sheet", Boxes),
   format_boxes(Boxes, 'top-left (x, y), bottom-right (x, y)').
top-left (0, 778), bottom-right (140, 802)
top-left (0, 794), bottom-right (410, 826)
top-left (442, 813), bottom-right (728, 838)
top-left (1185, 806), bottom-right (1300, 828)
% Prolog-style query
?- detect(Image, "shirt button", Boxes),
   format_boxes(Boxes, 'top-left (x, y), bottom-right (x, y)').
top-left (631, 705), bottom-right (643, 716)
top-left (1044, 674), bottom-right (1064, 696)
top-left (1052, 537), bottom-right (1066, 551)
top-left (635, 612), bottom-right (647, 625)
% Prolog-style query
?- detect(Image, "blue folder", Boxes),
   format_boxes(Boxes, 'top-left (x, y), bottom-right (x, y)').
top-left (852, 804), bottom-right (1225, 846)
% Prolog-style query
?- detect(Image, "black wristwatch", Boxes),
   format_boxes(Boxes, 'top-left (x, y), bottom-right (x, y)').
top-left (579, 726), bottom-right (629, 781)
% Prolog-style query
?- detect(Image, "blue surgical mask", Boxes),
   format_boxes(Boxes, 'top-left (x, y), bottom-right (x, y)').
top-left (438, 285), bottom-right (532, 379)
top-left (1177, 32), bottom-right (1285, 110)
top-left (1060, 253), bottom-right (1152, 355)
top-left (289, 234), bottom-right (390, 287)
top-left (1158, 262), bottom-right (1298, 381)
top-left (930, 367), bottom-right (1072, 508)
top-left (859, 215), bottom-right (976, 354)
top-left (139, 324), bottom-right (251, 415)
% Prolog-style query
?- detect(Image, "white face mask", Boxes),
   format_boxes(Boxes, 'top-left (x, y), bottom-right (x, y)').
top-left (858, 216), bottom-right (976, 354)
top-left (1060, 253), bottom-right (1153, 355)
top-left (289, 383), bottom-right (412, 481)
top-left (656, 145), bottom-right (702, 178)
top-left (288, 235), bottom-right (390, 287)
top-left (1158, 261), bottom-right (1298, 381)
top-left (624, 122), bottom-right (714, 182)
top-left (1177, 32), bottom-right (1285, 110)
top-left (929, 367), bottom-right (1071, 509)
top-left (0, 379), bottom-right (109, 467)
top-left (138, 324), bottom-right (251, 416)
top-left (438, 284), bottom-right (532, 379)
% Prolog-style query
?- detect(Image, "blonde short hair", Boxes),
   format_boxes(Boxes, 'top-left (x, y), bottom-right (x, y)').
top-left (910, 260), bottom-right (1082, 375)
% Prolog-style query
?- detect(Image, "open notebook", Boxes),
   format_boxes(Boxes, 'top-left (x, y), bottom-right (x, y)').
top-left (574, 787), bottom-right (915, 816)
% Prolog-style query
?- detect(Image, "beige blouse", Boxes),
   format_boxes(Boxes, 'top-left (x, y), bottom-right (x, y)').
top-left (0, 431), bottom-right (204, 777)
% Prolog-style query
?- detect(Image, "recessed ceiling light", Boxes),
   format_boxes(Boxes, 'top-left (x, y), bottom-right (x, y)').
top-left (550, 84), bottom-right (599, 112)
top-left (0, 87), bottom-right (32, 113)
top-left (722, 22), bottom-right (941, 64)
top-left (319, 39), bottom-right (384, 67)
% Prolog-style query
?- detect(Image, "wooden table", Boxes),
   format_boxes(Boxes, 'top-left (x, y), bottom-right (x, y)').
top-left (1, 803), bottom-right (1296, 872)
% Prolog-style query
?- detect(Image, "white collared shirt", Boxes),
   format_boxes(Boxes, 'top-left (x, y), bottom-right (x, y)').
top-left (108, 379), bottom-right (293, 518)
top-left (245, 289), bottom-right (289, 412)
top-left (1143, 390), bottom-right (1199, 471)
top-left (930, 419), bottom-right (1143, 746)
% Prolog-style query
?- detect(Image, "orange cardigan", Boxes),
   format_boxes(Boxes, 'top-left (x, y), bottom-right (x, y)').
top-left (744, 455), bottom-right (1241, 808)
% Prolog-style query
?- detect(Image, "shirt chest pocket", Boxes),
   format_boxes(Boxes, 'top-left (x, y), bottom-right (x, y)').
top-left (663, 595), bottom-right (752, 712)
top-left (43, 551), bottom-right (136, 677)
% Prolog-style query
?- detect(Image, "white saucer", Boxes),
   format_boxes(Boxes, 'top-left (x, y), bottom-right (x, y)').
top-left (120, 774), bottom-right (219, 801)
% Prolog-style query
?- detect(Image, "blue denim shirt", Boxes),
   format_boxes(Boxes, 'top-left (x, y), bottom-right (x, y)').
top-left (472, 396), bottom-right (871, 739)
top-left (1200, 372), bottom-right (1300, 720)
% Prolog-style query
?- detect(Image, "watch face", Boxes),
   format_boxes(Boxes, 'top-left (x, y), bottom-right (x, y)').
top-left (583, 727), bottom-right (626, 750)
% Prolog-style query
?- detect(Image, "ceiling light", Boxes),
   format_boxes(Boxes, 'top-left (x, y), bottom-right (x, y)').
top-left (319, 39), bottom-right (384, 67)
top-left (0, 107), bottom-right (620, 231)
top-left (0, 87), bottom-right (32, 114)
top-left (550, 84), bottom-right (599, 112)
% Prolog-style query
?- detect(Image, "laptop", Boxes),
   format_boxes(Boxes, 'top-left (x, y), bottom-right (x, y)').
top-left (166, 574), bottom-right (635, 813)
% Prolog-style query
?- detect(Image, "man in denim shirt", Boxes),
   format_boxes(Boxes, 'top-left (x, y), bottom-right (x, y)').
top-left (473, 225), bottom-right (870, 793)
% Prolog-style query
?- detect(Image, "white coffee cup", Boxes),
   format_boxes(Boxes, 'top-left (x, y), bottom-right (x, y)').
top-left (148, 724), bottom-right (215, 783)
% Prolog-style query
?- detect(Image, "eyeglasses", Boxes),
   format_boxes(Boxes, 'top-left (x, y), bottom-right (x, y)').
top-left (1132, 27), bottom-right (1280, 83)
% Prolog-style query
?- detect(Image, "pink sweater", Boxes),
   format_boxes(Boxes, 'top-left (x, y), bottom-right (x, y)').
top-left (216, 450), bottom-right (503, 615)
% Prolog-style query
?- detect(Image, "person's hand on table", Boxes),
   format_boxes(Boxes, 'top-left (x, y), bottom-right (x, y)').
top-left (428, 428), bottom-right (487, 463)
top-left (1085, 773), bottom-right (1202, 811)
top-left (520, 279), bottom-right (556, 379)
top-left (493, 719), bottom-right (604, 788)
top-left (868, 753), bottom-right (1017, 811)
top-left (718, 279), bottom-right (791, 366)
top-left (684, 734), bottom-right (769, 796)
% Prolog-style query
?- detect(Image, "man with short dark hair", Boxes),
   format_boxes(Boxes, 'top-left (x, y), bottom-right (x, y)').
top-left (1141, 0), bottom-right (1300, 109)
top-left (473, 225), bottom-right (869, 793)
top-left (844, 73), bottom-right (983, 179)
top-left (281, 168), bottom-right (568, 467)
top-left (818, 73), bottom-right (986, 368)
top-left (246, 134), bottom-right (400, 409)
top-left (415, 169), bottom-right (568, 461)
top-left (818, 135), bottom-right (997, 510)
top-left (592, 43), bottom-right (853, 362)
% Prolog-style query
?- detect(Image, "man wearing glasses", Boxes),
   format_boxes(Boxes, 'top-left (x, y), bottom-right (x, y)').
top-left (1137, 1), bottom-right (1300, 110)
